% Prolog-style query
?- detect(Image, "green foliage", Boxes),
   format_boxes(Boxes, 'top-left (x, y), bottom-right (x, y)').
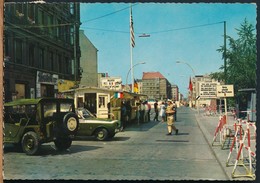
top-left (211, 19), bottom-right (256, 96)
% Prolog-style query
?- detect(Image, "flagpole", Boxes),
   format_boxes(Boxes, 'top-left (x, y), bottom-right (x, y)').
top-left (130, 4), bottom-right (134, 93)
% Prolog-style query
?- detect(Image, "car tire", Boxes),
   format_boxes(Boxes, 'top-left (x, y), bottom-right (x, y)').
top-left (21, 131), bottom-right (40, 155)
top-left (95, 128), bottom-right (108, 141)
top-left (63, 113), bottom-right (79, 134)
top-left (54, 137), bottom-right (72, 151)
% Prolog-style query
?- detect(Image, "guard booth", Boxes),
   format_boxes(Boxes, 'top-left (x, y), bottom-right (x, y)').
top-left (236, 88), bottom-right (256, 121)
top-left (61, 86), bottom-right (147, 122)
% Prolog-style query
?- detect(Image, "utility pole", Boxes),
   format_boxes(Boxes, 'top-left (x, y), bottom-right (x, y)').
top-left (224, 21), bottom-right (227, 84)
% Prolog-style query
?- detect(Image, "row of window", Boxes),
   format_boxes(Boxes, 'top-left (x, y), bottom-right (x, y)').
top-left (6, 3), bottom-right (76, 45)
top-left (5, 36), bottom-right (73, 75)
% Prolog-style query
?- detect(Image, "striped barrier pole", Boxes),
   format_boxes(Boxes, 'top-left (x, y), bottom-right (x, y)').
top-left (231, 121), bottom-right (256, 179)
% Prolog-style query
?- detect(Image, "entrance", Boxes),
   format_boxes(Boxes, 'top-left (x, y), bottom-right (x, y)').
top-left (41, 84), bottom-right (54, 97)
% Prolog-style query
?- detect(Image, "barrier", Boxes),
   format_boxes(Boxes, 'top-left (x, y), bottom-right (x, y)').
top-left (212, 115), bottom-right (228, 146)
top-left (232, 122), bottom-right (256, 179)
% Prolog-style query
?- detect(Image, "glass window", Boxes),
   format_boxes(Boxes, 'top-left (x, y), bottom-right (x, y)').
top-left (43, 103), bottom-right (56, 118)
top-left (39, 48), bottom-right (44, 69)
top-left (15, 39), bottom-right (22, 64)
top-left (60, 103), bottom-right (73, 112)
top-left (99, 97), bottom-right (105, 108)
top-left (29, 43), bottom-right (34, 66)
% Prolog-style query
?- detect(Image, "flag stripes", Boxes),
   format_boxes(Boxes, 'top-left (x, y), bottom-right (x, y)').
top-left (130, 8), bottom-right (135, 48)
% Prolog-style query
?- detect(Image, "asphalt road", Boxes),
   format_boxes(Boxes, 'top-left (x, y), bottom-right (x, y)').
top-left (4, 107), bottom-right (229, 180)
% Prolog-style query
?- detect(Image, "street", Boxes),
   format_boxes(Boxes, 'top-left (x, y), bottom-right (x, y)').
top-left (4, 107), bottom-right (230, 181)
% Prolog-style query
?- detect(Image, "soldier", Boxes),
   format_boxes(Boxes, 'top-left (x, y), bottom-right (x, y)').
top-left (165, 100), bottom-right (179, 135)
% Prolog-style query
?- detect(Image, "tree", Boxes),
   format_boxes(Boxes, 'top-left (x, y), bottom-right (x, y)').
top-left (211, 19), bottom-right (256, 94)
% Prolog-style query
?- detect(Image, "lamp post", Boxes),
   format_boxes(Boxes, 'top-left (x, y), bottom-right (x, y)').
top-left (126, 62), bottom-right (146, 92)
top-left (176, 61), bottom-right (196, 108)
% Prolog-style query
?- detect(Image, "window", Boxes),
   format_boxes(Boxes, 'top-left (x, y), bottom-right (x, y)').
top-left (38, 10), bottom-right (44, 25)
top-left (43, 103), bottom-right (56, 118)
top-left (15, 83), bottom-right (25, 99)
top-left (27, 4), bottom-right (35, 23)
top-left (28, 44), bottom-right (34, 66)
top-left (49, 51), bottom-right (54, 71)
top-left (4, 35), bottom-right (9, 57)
top-left (15, 39), bottom-right (22, 64)
top-left (39, 48), bottom-right (44, 69)
top-left (47, 14), bottom-right (54, 37)
top-left (57, 54), bottom-right (62, 73)
top-left (60, 103), bottom-right (73, 112)
top-left (70, 3), bottom-right (74, 15)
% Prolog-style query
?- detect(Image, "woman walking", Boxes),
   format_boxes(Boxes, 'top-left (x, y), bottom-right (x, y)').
top-left (159, 102), bottom-right (166, 122)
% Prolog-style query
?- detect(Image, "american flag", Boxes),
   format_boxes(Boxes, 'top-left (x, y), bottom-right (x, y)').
top-left (130, 8), bottom-right (135, 48)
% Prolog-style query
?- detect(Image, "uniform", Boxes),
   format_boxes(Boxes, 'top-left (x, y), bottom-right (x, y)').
top-left (165, 100), bottom-right (179, 135)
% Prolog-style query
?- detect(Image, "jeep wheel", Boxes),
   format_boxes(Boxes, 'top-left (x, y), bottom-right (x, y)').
top-left (63, 113), bottom-right (79, 134)
top-left (54, 138), bottom-right (72, 151)
top-left (21, 131), bottom-right (40, 155)
top-left (95, 128), bottom-right (108, 141)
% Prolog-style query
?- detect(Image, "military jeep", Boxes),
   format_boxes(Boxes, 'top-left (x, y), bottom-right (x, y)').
top-left (4, 98), bottom-right (79, 155)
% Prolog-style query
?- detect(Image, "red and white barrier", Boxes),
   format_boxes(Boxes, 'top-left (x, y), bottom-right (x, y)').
top-left (231, 120), bottom-right (256, 179)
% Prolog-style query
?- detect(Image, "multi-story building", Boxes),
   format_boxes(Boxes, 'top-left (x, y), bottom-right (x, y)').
top-left (4, 3), bottom-right (81, 101)
top-left (171, 84), bottom-right (178, 101)
top-left (79, 30), bottom-right (98, 87)
top-left (142, 72), bottom-right (171, 100)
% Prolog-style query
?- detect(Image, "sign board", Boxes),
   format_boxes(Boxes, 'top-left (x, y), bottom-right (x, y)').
top-left (217, 85), bottom-right (234, 97)
top-left (199, 82), bottom-right (218, 98)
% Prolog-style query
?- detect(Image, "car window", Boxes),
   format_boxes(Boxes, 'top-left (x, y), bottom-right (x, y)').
top-left (43, 102), bottom-right (56, 118)
top-left (60, 103), bottom-right (73, 112)
top-left (5, 104), bottom-right (36, 124)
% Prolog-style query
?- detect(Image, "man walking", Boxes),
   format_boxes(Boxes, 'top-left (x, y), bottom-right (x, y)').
top-left (165, 100), bottom-right (178, 135)
top-left (153, 100), bottom-right (159, 121)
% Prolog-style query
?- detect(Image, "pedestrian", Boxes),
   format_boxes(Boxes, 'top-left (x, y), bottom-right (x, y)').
top-left (144, 101), bottom-right (149, 122)
top-left (125, 100), bottom-right (132, 123)
top-left (153, 100), bottom-right (159, 121)
top-left (165, 100), bottom-right (178, 135)
top-left (159, 102), bottom-right (166, 122)
top-left (147, 101), bottom-right (151, 122)
top-left (140, 100), bottom-right (145, 122)
top-left (173, 101), bottom-right (177, 121)
top-left (120, 101), bottom-right (127, 131)
top-left (136, 102), bottom-right (141, 125)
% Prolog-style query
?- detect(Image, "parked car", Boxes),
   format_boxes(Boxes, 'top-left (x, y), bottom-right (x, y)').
top-left (76, 108), bottom-right (121, 141)
top-left (4, 98), bottom-right (79, 155)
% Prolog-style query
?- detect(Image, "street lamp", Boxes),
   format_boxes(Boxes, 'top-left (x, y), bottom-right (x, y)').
top-left (176, 61), bottom-right (196, 108)
top-left (126, 62), bottom-right (146, 92)
top-left (176, 61), bottom-right (196, 76)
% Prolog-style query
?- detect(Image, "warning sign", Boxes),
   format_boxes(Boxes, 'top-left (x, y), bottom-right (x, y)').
top-left (199, 82), bottom-right (218, 98)
top-left (216, 85), bottom-right (234, 97)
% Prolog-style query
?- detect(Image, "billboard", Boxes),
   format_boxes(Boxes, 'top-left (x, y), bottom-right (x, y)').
top-left (199, 82), bottom-right (218, 98)
top-left (216, 85), bottom-right (234, 97)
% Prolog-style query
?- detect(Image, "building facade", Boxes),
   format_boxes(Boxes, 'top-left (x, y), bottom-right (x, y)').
top-left (171, 84), bottom-right (178, 101)
top-left (79, 30), bottom-right (98, 87)
top-left (142, 72), bottom-right (171, 100)
top-left (4, 3), bottom-right (81, 101)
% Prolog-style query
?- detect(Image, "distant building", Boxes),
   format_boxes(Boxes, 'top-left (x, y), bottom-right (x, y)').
top-left (79, 30), bottom-right (98, 87)
top-left (171, 84), bottom-right (178, 101)
top-left (142, 72), bottom-right (171, 100)
top-left (4, 3), bottom-right (81, 101)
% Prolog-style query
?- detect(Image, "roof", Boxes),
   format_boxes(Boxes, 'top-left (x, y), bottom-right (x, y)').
top-left (4, 98), bottom-right (42, 106)
top-left (142, 72), bottom-right (165, 79)
top-left (4, 98), bottom-right (74, 107)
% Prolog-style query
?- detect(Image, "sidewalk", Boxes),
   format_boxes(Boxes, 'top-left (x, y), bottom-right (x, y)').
top-left (195, 109), bottom-right (256, 181)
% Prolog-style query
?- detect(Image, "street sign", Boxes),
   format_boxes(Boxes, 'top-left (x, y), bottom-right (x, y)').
top-left (216, 85), bottom-right (234, 97)
top-left (199, 82), bottom-right (218, 98)
top-left (196, 96), bottom-right (200, 100)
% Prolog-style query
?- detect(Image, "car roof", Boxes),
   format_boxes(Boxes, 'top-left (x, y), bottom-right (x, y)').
top-left (4, 98), bottom-right (74, 107)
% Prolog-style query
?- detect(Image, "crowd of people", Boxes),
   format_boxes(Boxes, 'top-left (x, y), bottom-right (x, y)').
top-left (120, 99), bottom-right (179, 135)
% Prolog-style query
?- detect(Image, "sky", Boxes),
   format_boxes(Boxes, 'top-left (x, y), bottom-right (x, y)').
top-left (79, 3), bottom-right (256, 97)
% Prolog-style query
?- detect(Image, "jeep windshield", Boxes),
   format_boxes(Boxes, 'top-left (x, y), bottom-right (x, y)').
top-left (5, 104), bottom-right (37, 124)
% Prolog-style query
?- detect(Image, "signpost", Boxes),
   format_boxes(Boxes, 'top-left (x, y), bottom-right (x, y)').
top-left (199, 82), bottom-right (218, 98)
top-left (217, 85), bottom-right (234, 125)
